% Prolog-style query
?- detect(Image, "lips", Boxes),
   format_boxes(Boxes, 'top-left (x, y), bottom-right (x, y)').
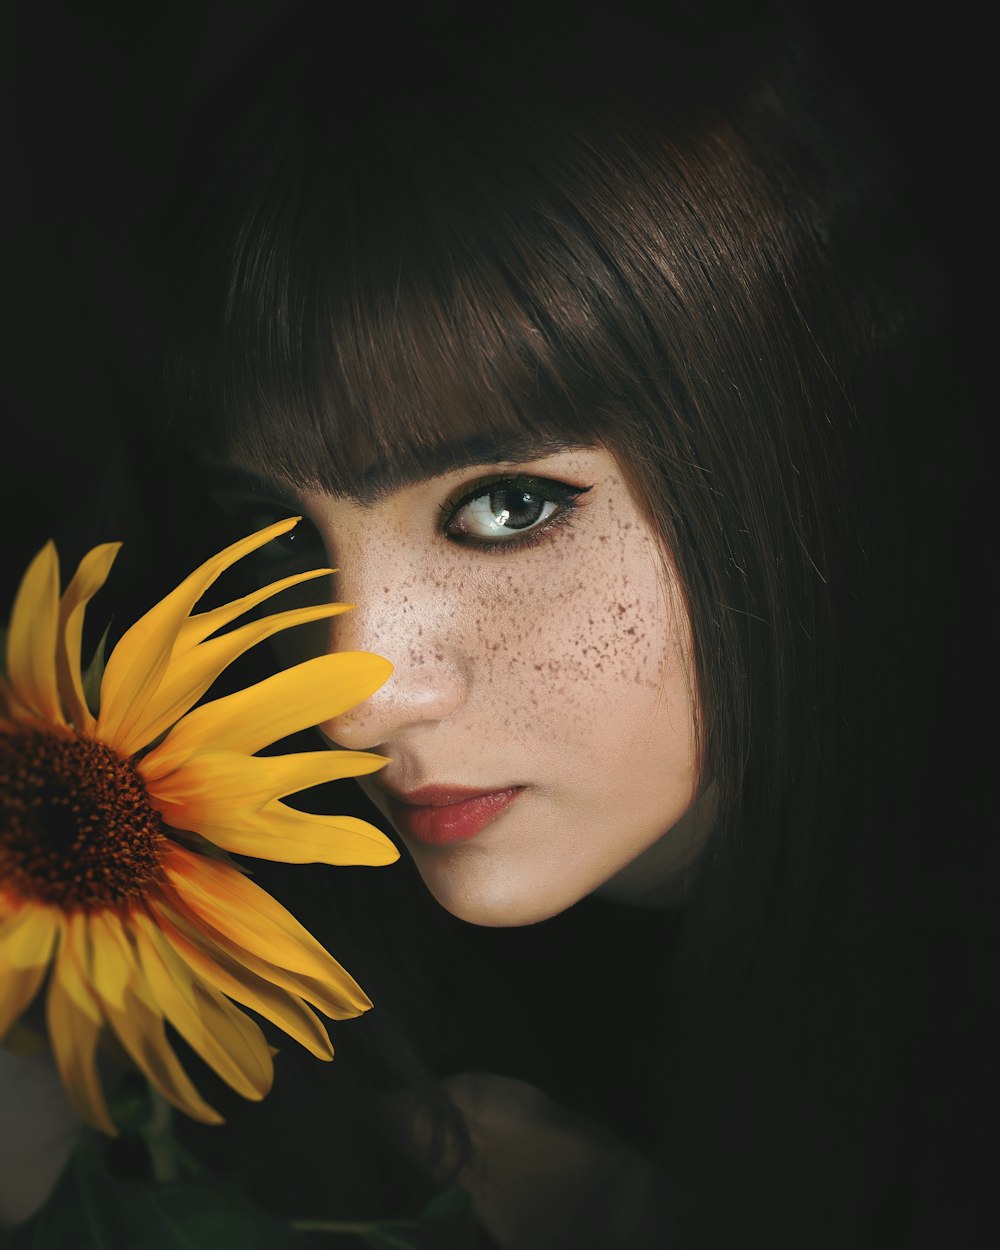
top-left (377, 784), bottom-right (524, 847)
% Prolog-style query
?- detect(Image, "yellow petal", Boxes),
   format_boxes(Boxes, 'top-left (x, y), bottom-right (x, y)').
top-left (146, 747), bottom-right (397, 864)
top-left (160, 845), bottom-right (370, 1013)
top-left (84, 910), bottom-right (136, 1011)
top-left (141, 651), bottom-right (393, 780)
top-left (151, 902), bottom-right (333, 1059)
top-left (0, 674), bottom-right (31, 720)
top-left (5, 542), bottom-right (63, 724)
top-left (168, 802), bottom-right (398, 866)
top-left (117, 600), bottom-right (353, 757)
top-left (96, 518), bottom-right (304, 750)
top-left (172, 567), bottom-right (336, 654)
top-left (0, 960), bottom-right (49, 1039)
top-left (0, 904), bottom-right (60, 971)
top-left (131, 914), bottom-right (272, 1101)
top-left (160, 892), bottom-right (371, 1022)
top-left (46, 936), bottom-right (117, 1135)
top-left (102, 978), bottom-right (224, 1126)
top-left (149, 748), bottom-right (387, 808)
top-left (237, 957), bottom-right (371, 1023)
top-left (55, 913), bottom-right (103, 1023)
top-left (55, 543), bottom-right (121, 734)
top-left (2, 1019), bottom-right (48, 1056)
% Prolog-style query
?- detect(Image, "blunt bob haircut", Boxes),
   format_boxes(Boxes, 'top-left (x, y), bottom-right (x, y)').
top-left (154, 0), bottom-right (945, 993)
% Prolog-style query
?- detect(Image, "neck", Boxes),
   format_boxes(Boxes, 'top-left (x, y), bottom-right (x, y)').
top-left (594, 784), bottom-right (715, 908)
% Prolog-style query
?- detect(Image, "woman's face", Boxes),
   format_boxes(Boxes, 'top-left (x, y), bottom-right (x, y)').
top-left (219, 445), bottom-right (705, 925)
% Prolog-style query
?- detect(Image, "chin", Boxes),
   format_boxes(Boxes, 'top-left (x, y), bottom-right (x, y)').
top-left (409, 848), bottom-right (590, 928)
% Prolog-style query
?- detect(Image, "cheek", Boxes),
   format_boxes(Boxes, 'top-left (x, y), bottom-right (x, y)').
top-left (454, 521), bottom-right (687, 767)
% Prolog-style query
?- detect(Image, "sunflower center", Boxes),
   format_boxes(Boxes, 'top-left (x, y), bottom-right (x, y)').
top-left (0, 727), bottom-right (165, 910)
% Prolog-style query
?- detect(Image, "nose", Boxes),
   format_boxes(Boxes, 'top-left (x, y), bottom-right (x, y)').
top-left (319, 567), bottom-right (469, 752)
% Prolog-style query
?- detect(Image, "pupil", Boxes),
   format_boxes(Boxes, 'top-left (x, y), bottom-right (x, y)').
top-left (490, 488), bottom-right (544, 530)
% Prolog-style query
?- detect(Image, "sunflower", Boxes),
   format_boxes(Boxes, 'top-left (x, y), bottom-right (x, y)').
top-left (0, 519), bottom-right (397, 1134)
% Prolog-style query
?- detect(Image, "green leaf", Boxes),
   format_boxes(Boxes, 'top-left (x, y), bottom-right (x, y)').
top-left (113, 1181), bottom-right (304, 1250)
top-left (413, 1185), bottom-right (479, 1250)
top-left (81, 622), bottom-right (111, 715)
top-left (0, 1137), bottom-right (482, 1250)
top-left (355, 1229), bottom-right (422, 1250)
top-left (0, 1137), bottom-right (305, 1250)
top-left (289, 1187), bottom-right (481, 1249)
top-left (105, 1079), bottom-right (154, 1137)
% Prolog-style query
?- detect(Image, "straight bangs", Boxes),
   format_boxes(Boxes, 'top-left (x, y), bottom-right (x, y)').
top-left (162, 65), bottom-right (676, 500)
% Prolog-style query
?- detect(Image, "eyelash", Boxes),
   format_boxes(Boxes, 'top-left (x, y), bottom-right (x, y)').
top-left (215, 502), bottom-right (323, 570)
top-left (216, 472), bottom-right (593, 567)
top-left (438, 475), bottom-right (592, 553)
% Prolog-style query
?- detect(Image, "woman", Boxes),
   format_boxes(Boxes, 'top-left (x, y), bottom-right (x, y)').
top-left (4, 1), bottom-right (988, 1246)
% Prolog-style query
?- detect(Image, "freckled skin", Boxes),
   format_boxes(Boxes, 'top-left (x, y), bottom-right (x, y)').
top-left (260, 449), bottom-right (705, 926)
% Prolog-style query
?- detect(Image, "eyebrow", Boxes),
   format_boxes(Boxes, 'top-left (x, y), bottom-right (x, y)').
top-left (204, 433), bottom-right (590, 507)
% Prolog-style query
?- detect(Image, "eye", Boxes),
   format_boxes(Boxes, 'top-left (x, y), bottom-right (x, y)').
top-left (220, 506), bottom-right (326, 574)
top-left (442, 476), bottom-right (591, 548)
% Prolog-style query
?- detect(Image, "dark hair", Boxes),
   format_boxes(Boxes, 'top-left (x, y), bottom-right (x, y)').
top-left (135, 1), bottom-right (981, 1244)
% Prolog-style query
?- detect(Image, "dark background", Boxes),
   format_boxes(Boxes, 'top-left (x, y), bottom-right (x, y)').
top-left (4, 2), bottom-right (991, 887)
top-left (5, 0), bottom-right (991, 910)
top-left (4, 1), bottom-right (989, 590)
top-left (3, 4), bottom-right (994, 1238)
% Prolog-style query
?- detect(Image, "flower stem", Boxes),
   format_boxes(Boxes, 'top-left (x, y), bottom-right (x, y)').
top-left (144, 1087), bottom-right (179, 1183)
top-left (291, 1218), bottom-right (418, 1246)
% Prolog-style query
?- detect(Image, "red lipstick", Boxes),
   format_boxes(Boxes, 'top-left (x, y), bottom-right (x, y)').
top-left (379, 784), bottom-right (524, 847)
